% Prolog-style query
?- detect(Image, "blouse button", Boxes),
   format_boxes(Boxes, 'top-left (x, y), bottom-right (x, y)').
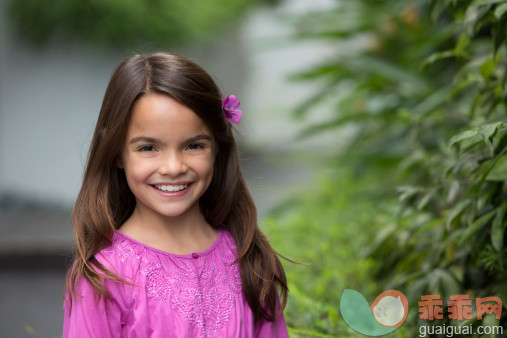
top-left (192, 253), bottom-right (199, 259)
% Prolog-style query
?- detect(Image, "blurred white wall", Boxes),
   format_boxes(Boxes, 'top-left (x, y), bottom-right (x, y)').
top-left (0, 0), bottom-right (343, 208)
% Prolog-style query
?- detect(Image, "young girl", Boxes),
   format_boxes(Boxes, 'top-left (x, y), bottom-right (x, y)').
top-left (62, 52), bottom-right (290, 337)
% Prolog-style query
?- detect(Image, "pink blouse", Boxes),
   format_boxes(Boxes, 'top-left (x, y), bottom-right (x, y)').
top-left (62, 225), bottom-right (289, 337)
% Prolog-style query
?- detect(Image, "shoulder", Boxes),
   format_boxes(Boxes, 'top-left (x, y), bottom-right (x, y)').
top-left (217, 225), bottom-right (241, 264)
top-left (93, 231), bottom-right (143, 280)
top-left (63, 233), bottom-right (139, 314)
top-left (219, 225), bottom-right (237, 252)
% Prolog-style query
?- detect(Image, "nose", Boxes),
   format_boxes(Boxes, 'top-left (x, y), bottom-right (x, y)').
top-left (158, 151), bottom-right (188, 177)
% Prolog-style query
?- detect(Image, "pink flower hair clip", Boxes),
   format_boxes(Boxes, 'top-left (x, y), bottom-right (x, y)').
top-left (222, 95), bottom-right (242, 124)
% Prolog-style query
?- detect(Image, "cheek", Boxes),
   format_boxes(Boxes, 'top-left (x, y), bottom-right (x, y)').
top-left (194, 156), bottom-right (214, 181)
top-left (124, 158), bottom-right (153, 181)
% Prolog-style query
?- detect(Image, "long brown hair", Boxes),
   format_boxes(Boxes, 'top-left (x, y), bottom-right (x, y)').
top-left (64, 51), bottom-right (294, 323)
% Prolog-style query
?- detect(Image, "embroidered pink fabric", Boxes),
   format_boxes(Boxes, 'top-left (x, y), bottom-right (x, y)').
top-left (62, 225), bottom-right (289, 337)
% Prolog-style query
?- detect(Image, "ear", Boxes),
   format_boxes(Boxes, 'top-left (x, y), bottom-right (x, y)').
top-left (117, 157), bottom-right (124, 169)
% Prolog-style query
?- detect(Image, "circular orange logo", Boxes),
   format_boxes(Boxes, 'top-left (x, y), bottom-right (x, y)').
top-left (370, 290), bottom-right (409, 327)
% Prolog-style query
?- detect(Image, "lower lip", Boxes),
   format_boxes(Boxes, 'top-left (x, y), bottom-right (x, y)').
top-left (151, 183), bottom-right (192, 198)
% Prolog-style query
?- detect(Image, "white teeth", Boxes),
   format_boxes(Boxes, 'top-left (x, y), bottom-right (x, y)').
top-left (155, 184), bottom-right (188, 192)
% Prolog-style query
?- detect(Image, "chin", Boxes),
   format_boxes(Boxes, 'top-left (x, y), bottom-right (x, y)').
top-left (157, 204), bottom-right (197, 217)
top-left (156, 209), bottom-right (189, 218)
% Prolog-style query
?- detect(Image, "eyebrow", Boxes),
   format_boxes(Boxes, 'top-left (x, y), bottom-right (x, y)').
top-left (128, 134), bottom-right (212, 145)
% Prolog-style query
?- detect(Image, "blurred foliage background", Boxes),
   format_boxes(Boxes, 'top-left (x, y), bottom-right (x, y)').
top-left (264, 0), bottom-right (506, 336)
top-left (5, 0), bottom-right (506, 337)
top-left (6, 0), bottom-right (280, 49)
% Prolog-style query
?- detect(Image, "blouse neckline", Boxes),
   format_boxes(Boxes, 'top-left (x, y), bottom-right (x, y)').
top-left (114, 225), bottom-right (224, 259)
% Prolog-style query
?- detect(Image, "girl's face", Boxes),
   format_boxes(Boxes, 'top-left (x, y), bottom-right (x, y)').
top-left (118, 93), bottom-right (215, 220)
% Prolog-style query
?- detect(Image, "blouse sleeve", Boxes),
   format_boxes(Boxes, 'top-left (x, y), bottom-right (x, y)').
top-left (255, 291), bottom-right (290, 338)
top-left (62, 276), bottom-right (123, 337)
top-left (62, 252), bottom-right (131, 338)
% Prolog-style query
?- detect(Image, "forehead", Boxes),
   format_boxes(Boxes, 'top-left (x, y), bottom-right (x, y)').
top-left (127, 93), bottom-right (211, 139)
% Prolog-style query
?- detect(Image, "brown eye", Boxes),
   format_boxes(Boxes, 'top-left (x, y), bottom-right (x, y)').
top-left (186, 143), bottom-right (205, 150)
top-left (139, 145), bottom-right (156, 152)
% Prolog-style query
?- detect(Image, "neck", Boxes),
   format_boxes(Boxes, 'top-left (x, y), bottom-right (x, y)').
top-left (120, 202), bottom-right (216, 248)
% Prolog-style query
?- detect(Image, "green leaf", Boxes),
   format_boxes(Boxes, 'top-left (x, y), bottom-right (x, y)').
top-left (328, 306), bottom-right (339, 325)
top-left (449, 122), bottom-right (505, 154)
top-left (454, 33), bottom-right (470, 56)
top-left (449, 75), bottom-right (482, 99)
top-left (430, 0), bottom-right (448, 21)
top-left (446, 199), bottom-right (472, 230)
top-left (295, 110), bottom-right (394, 140)
top-left (446, 180), bottom-right (460, 204)
top-left (458, 208), bottom-right (497, 246)
top-left (486, 155), bottom-right (507, 180)
top-left (439, 268), bottom-right (461, 296)
top-left (414, 218), bottom-right (446, 236)
top-left (417, 190), bottom-right (435, 210)
top-left (478, 244), bottom-right (506, 272)
top-left (397, 186), bottom-right (424, 203)
top-left (491, 202), bottom-right (507, 251)
top-left (493, 281), bottom-right (507, 305)
top-left (354, 55), bottom-right (428, 91)
top-left (421, 50), bottom-right (455, 69)
top-left (482, 310), bottom-right (501, 326)
top-left (465, 4), bottom-right (491, 37)
top-left (471, 0), bottom-right (507, 6)
top-left (412, 86), bottom-right (452, 117)
top-left (493, 13), bottom-right (507, 53)
top-left (449, 130), bottom-right (483, 153)
top-left (427, 268), bottom-right (460, 296)
top-left (494, 3), bottom-right (507, 19)
top-left (479, 58), bottom-right (497, 80)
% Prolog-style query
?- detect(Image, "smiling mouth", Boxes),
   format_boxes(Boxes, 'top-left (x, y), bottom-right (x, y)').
top-left (150, 183), bottom-right (192, 193)
top-left (151, 184), bottom-right (188, 192)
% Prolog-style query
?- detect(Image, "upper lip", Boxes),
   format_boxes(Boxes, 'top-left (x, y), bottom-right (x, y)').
top-left (152, 182), bottom-right (192, 186)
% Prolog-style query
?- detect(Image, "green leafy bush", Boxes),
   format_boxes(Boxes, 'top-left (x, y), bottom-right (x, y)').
top-left (262, 158), bottom-right (403, 337)
top-left (270, 0), bottom-right (506, 336)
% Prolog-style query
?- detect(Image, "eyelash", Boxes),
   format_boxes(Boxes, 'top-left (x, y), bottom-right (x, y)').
top-left (138, 143), bottom-right (206, 152)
